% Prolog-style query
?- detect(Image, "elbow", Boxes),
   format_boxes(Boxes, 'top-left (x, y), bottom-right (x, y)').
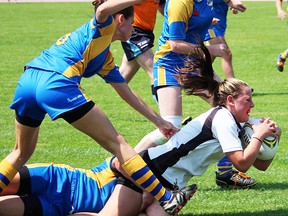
top-left (253, 158), bottom-right (273, 171)
top-left (169, 41), bottom-right (179, 53)
top-left (257, 166), bottom-right (268, 171)
top-left (96, 5), bottom-right (108, 18)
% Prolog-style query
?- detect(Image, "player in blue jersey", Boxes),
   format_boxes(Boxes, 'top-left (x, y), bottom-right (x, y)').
top-left (0, 0), bottom-right (195, 213)
top-left (0, 157), bottom-right (196, 216)
top-left (205, 0), bottom-right (236, 79)
top-left (0, 158), bottom-right (133, 216)
top-left (276, 0), bottom-right (288, 72)
top-left (133, 0), bottom-right (246, 153)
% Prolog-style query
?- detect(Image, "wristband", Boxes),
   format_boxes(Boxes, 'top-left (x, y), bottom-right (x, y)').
top-left (252, 136), bottom-right (262, 143)
top-left (224, 0), bottom-right (231, 4)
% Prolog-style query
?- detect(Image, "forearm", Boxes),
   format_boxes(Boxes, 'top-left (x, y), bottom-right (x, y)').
top-left (123, 90), bottom-right (162, 127)
top-left (227, 139), bottom-right (262, 172)
top-left (276, 0), bottom-right (283, 11)
top-left (169, 40), bottom-right (198, 55)
top-left (96, 0), bottom-right (144, 22)
top-left (241, 137), bottom-right (263, 166)
top-left (111, 83), bottom-right (162, 128)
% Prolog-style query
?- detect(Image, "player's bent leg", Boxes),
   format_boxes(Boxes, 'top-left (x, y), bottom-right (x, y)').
top-left (97, 184), bottom-right (143, 216)
top-left (70, 104), bottom-right (138, 163)
top-left (139, 199), bottom-right (170, 216)
top-left (0, 118), bottom-right (40, 193)
top-left (157, 86), bottom-right (182, 117)
top-left (221, 47), bottom-right (235, 78)
top-left (0, 195), bottom-right (25, 216)
top-left (119, 54), bottom-right (141, 83)
top-left (136, 49), bottom-right (154, 85)
top-left (276, 52), bottom-right (287, 72)
top-left (0, 173), bottom-right (21, 196)
top-left (9, 121), bottom-right (40, 166)
top-left (70, 104), bottom-right (177, 208)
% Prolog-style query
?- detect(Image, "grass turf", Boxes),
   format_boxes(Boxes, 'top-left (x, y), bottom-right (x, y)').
top-left (0, 2), bottom-right (287, 215)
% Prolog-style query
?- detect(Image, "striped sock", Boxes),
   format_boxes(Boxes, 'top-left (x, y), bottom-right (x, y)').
top-left (217, 156), bottom-right (233, 176)
top-left (0, 159), bottom-right (18, 193)
top-left (282, 50), bottom-right (288, 59)
top-left (121, 154), bottom-right (171, 202)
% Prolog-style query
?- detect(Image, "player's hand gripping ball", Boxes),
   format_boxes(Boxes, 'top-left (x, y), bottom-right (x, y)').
top-left (242, 118), bottom-right (279, 160)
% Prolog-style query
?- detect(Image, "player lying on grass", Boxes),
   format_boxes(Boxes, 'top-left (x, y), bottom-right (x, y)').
top-left (0, 41), bottom-right (281, 216)
top-left (0, 158), bottom-right (196, 216)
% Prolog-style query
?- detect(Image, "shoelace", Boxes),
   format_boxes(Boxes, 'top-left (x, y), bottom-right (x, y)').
top-left (233, 172), bottom-right (251, 186)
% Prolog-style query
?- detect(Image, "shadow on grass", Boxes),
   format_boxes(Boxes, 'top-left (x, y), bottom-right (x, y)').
top-left (252, 92), bottom-right (288, 97)
top-left (197, 181), bottom-right (288, 192)
top-left (180, 209), bottom-right (288, 216)
top-left (254, 182), bottom-right (288, 190)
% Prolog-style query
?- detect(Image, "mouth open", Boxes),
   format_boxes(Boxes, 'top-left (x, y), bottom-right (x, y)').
top-left (246, 109), bottom-right (250, 115)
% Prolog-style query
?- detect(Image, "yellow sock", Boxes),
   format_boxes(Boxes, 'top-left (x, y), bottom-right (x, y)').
top-left (282, 51), bottom-right (288, 59)
top-left (121, 154), bottom-right (170, 202)
top-left (0, 159), bottom-right (18, 192)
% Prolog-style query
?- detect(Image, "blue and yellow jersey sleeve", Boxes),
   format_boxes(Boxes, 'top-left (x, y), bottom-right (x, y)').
top-left (155, 0), bottom-right (214, 65)
top-left (26, 15), bottom-right (125, 84)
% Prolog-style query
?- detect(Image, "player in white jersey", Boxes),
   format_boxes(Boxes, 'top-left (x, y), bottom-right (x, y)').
top-left (97, 41), bottom-right (281, 216)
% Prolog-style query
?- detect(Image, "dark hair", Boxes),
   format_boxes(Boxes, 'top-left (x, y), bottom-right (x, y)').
top-left (114, 6), bottom-right (134, 19)
top-left (92, 0), bottom-right (134, 19)
top-left (175, 40), bottom-right (251, 107)
top-left (92, 0), bottom-right (105, 12)
top-left (175, 40), bottom-right (218, 101)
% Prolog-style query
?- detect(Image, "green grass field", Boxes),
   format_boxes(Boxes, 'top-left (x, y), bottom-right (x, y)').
top-left (0, 2), bottom-right (287, 215)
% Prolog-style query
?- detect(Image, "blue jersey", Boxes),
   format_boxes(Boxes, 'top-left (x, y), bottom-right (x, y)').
top-left (27, 158), bottom-right (117, 216)
top-left (153, 0), bottom-right (214, 87)
top-left (205, 1), bottom-right (228, 40)
top-left (10, 15), bottom-right (125, 121)
top-left (26, 15), bottom-right (125, 84)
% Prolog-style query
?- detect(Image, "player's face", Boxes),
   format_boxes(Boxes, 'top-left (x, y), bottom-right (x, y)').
top-left (231, 86), bottom-right (254, 123)
top-left (117, 15), bottom-right (134, 42)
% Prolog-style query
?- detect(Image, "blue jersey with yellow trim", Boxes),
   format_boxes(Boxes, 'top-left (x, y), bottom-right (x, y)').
top-left (27, 157), bottom-right (117, 215)
top-left (154, 0), bottom-right (214, 66)
top-left (26, 15), bottom-right (125, 84)
top-left (205, 0), bottom-right (228, 40)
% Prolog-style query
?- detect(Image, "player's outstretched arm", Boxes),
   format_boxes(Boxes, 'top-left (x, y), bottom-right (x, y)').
top-left (110, 82), bottom-right (179, 139)
top-left (96, 0), bottom-right (144, 23)
top-left (225, 0), bottom-right (246, 12)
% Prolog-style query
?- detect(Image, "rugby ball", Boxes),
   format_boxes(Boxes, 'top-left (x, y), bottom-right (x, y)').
top-left (242, 118), bottom-right (279, 160)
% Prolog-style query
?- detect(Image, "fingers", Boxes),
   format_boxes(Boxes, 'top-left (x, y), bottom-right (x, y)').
top-left (262, 118), bottom-right (280, 138)
top-left (160, 123), bottom-right (179, 139)
top-left (252, 118), bottom-right (281, 139)
top-left (236, 4), bottom-right (247, 12)
top-left (229, 0), bottom-right (247, 12)
top-left (230, 8), bottom-right (238, 14)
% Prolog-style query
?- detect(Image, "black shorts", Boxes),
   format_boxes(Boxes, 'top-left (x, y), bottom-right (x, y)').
top-left (121, 27), bottom-right (155, 61)
top-left (18, 166), bottom-right (43, 216)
